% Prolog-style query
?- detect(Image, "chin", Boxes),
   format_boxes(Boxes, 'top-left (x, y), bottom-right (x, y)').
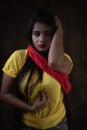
top-left (39, 49), bottom-right (48, 52)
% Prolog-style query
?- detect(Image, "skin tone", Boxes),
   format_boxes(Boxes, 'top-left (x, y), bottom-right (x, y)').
top-left (32, 22), bottom-right (52, 52)
top-left (0, 74), bottom-right (49, 112)
top-left (48, 16), bottom-right (71, 73)
top-left (0, 16), bottom-right (71, 113)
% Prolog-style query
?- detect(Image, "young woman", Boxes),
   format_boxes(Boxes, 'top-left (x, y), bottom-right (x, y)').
top-left (0, 8), bottom-right (73, 130)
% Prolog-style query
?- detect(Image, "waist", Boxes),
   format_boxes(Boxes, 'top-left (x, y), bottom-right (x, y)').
top-left (22, 104), bottom-right (66, 129)
top-left (22, 117), bottom-right (68, 130)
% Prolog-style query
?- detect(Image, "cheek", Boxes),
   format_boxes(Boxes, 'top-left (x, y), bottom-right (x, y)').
top-left (32, 36), bottom-right (36, 43)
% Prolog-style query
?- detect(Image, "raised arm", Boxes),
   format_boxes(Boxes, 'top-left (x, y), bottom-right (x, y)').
top-left (48, 16), bottom-right (71, 73)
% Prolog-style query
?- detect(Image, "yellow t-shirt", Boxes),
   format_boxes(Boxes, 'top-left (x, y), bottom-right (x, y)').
top-left (2, 49), bottom-right (73, 129)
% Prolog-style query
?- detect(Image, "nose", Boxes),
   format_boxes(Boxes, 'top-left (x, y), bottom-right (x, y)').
top-left (39, 33), bottom-right (46, 42)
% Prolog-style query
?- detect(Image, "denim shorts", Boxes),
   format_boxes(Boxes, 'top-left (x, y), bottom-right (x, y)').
top-left (22, 117), bottom-right (68, 130)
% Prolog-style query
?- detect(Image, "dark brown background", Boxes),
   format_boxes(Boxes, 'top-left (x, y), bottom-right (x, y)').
top-left (0, 1), bottom-right (87, 130)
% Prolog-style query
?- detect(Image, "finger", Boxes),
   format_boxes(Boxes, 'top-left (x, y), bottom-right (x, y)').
top-left (41, 92), bottom-right (49, 106)
top-left (40, 91), bottom-right (46, 101)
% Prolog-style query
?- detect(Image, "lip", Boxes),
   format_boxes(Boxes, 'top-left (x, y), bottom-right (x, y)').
top-left (38, 44), bottom-right (46, 48)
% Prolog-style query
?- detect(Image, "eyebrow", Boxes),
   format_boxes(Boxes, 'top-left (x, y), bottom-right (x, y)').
top-left (32, 29), bottom-right (51, 32)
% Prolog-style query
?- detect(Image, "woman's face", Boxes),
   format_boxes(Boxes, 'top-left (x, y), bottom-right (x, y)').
top-left (32, 22), bottom-right (52, 52)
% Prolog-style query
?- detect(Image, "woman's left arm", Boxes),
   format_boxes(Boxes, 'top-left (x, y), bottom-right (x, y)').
top-left (48, 16), bottom-right (71, 73)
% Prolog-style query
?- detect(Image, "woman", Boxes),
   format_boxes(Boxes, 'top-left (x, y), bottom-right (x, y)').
top-left (0, 8), bottom-right (73, 130)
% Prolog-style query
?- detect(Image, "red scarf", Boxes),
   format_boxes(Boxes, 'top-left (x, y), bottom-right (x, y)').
top-left (27, 45), bottom-right (72, 93)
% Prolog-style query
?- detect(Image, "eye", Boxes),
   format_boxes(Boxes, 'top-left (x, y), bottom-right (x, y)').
top-left (45, 31), bottom-right (52, 37)
top-left (33, 31), bottom-right (40, 37)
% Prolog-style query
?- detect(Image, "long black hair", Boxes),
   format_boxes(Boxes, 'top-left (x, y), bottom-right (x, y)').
top-left (27, 8), bottom-right (57, 43)
top-left (17, 8), bottom-right (57, 102)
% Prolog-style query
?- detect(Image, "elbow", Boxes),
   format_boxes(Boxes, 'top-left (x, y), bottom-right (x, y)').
top-left (48, 55), bottom-right (64, 69)
top-left (48, 60), bottom-right (57, 69)
top-left (48, 59), bottom-right (64, 72)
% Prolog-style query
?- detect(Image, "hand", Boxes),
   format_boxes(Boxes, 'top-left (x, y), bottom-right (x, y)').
top-left (54, 16), bottom-right (63, 31)
top-left (31, 91), bottom-right (49, 113)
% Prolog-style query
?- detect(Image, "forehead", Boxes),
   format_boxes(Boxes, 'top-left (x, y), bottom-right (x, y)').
top-left (33, 22), bottom-right (51, 31)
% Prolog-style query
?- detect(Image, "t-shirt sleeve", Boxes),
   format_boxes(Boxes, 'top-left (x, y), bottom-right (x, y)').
top-left (64, 53), bottom-right (73, 74)
top-left (2, 50), bottom-right (27, 78)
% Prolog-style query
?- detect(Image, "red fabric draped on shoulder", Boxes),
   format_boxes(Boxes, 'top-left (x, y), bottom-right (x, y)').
top-left (27, 45), bottom-right (72, 93)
